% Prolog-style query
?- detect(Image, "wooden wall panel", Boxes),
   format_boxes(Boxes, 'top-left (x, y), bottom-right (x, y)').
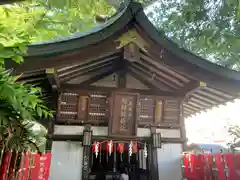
top-left (139, 95), bottom-right (155, 125)
top-left (126, 73), bottom-right (149, 90)
top-left (88, 91), bottom-right (109, 124)
top-left (162, 100), bottom-right (180, 124)
top-left (59, 93), bottom-right (78, 120)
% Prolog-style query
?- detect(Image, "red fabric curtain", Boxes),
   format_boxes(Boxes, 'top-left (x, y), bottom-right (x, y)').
top-left (30, 153), bottom-right (40, 180)
top-left (224, 153), bottom-right (238, 180)
top-left (197, 154), bottom-right (205, 180)
top-left (183, 154), bottom-right (191, 180)
top-left (189, 154), bottom-right (197, 180)
top-left (204, 154), bottom-right (214, 180)
top-left (8, 151), bottom-right (18, 180)
top-left (214, 153), bottom-right (226, 180)
top-left (0, 151), bottom-right (11, 180)
top-left (22, 152), bottom-right (31, 180)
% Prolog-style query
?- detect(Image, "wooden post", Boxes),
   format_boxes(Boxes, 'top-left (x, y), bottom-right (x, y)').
top-left (113, 142), bottom-right (117, 173)
top-left (82, 125), bottom-right (92, 180)
top-left (150, 128), bottom-right (159, 180)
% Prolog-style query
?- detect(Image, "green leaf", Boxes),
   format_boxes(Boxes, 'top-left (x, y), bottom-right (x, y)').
top-left (12, 56), bottom-right (24, 64)
top-left (37, 106), bottom-right (42, 117)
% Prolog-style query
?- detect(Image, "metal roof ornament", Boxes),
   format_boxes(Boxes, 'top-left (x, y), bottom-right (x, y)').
top-left (115, 29), bottom-right (149, 52)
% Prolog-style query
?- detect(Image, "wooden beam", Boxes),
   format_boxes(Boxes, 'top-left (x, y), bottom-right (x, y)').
top-left (60, 60), bottom-right (115, 83)
top-left (135, 25), bottom-right (240, 94)
top-left (140, 52), bottom-right (190, 83)
top-left (139, 54), bottom-right (187, 86)
top-left (191, 93), bottom-right (219, 105)
top-left (128, 66), bottom-right (163, 90)
top-left (78, 65), bottom-right (121, 87)
top-left (45, 68), bottom-right (60, 88)
top-left (57, 53), bottom-right (119, 74)
top-left (60, 84), bottom-right (179, 97)
top-left (12, 37), bottom-right (120, 73)
top-left (131, 62), bottom-right (180, 90)
top-left (58, 55), bottom-right (118, 80)
top-left (182, 81), bottom-right (203, 98)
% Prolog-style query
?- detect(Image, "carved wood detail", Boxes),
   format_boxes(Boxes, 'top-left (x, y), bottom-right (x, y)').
top-left (109, 92), bottom-right (138, 137)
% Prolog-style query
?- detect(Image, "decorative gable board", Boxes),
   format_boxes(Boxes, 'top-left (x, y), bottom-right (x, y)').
top-left (91, 73), bottom-right (118, 87)
top-left (126, 73), bottom-right (149, 90)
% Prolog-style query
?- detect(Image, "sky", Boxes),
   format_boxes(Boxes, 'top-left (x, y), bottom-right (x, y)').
top-left (185, 99), bottom-right (240, 144)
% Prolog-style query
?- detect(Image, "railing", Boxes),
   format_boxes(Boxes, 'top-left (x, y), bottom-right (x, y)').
top-left (182, 153), bottom-right (240, 180)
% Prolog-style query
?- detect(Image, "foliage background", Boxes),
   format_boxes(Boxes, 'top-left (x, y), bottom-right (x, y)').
top-left (1, 0), bottom-right (239, 69)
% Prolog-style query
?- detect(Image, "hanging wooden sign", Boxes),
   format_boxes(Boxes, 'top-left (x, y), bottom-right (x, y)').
top-left (109, 92), bottom-right (139, 137)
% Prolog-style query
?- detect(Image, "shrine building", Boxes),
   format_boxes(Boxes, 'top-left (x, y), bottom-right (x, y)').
top-left (9, 2), bottom-right (240, 180)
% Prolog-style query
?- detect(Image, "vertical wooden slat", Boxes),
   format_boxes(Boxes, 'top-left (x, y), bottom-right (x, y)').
top-left (154, 100), bottom-right (163, 124)
top-left (77, 95), bottom-right (88, 120)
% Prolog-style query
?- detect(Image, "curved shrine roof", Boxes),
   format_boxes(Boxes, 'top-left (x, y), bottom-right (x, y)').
top-left (10, 1), bottom-right (240, 118)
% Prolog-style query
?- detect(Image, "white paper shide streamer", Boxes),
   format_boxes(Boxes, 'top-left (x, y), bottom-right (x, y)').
top-left (94, 142), bottom-right (100, 158)
top-left (129, 141), bottom-right (133, 157)
top-left (144, 142), bottom-right (147, 158)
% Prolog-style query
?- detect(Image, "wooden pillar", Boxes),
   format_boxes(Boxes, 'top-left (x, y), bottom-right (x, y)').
top-left (113, 142), bottom-right (117, 172)
top-left (180, 100), bottom-right (187, 151)
top-left (45, 90), bottom-right (58, 151)
top-left (150, 128), bottom-right (159, 180)
top-left (82, 125), bottom-right (92, 180)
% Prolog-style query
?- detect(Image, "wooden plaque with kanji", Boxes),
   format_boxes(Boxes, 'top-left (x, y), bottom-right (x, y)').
top-left (109, 92), bottom-right (139, 137)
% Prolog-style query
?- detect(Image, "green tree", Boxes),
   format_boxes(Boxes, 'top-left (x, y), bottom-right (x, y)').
top-left (227, 124), bottom-right (240, 151)
top-left (146, 0), bottom-right (240, 70)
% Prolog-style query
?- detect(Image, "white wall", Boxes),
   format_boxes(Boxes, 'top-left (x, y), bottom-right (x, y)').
top-left (157, 143), bottom-right (183, 180)
top-left (49, 141), bottom-right (83, 180)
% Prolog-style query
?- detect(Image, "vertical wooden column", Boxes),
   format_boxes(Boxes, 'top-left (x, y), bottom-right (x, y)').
top-left (82, 125), bottom-right (92, 180)
top-left (179, 100), bottom-right (187, 151)
top-left (46, 90), bottom-right (59, 151)
top-left (113, 142), bottom-right (117, 172)
top-left (150, 128), bottom-right (160, 180)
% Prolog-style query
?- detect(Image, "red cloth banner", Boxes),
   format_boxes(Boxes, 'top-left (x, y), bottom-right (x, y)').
top-left (22, 152), bottom-right (31, 180)
top-left (30, 153), bottom-right (41, 180)
top-left (196, 154), bottom-right (205, 180)
top-left (224, 153), bottom-right (238, 180)
top-left (204, 154), bottom-right (213, 180)
top-left (183, 154), bottom-right (191, 180)
top-left (214, 153), bottom-right (226, 180)
top-left (8, 151), bottom-right (18, 180)
top-left (0, 151), bottom-right (11, 180)
top-left (38, 153), bottom-right (52, 180)
top-left (43, 153), bottom-right (52, 180)
top-left (189, 154), bottom-right (197, 180)
top-left (17, 152), bottom-right (26, 180)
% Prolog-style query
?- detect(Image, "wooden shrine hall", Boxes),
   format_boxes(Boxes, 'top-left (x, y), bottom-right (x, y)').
top-left (8, 1), bottom-right (240, 180)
